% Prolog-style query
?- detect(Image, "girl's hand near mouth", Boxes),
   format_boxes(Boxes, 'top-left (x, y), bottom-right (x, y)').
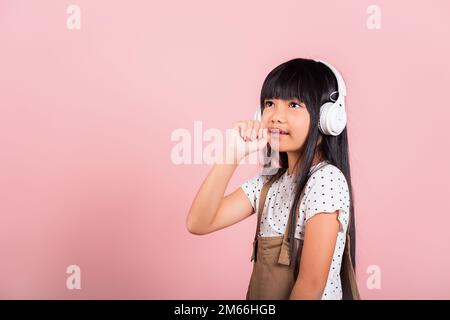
top-left (220, 120), bottom-right (268, 164)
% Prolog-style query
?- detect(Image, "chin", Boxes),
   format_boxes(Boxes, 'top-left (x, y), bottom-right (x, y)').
top-left (269, 144), bottom-right (290, 153)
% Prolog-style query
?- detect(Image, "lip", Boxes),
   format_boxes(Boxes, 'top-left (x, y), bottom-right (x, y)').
top-left (269, 128), bottom-right (289, 135)
top-left (269, 129), bottom-right (289, 141)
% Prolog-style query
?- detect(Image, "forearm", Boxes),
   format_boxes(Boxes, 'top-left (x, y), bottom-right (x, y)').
top-left (186, 150), bottom-right (239, 234)
top-left (289, 280), bottom-right (325, 300)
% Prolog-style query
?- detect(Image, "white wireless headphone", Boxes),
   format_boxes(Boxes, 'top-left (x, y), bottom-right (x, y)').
top-left (254, 59), bottom-right (347, 136)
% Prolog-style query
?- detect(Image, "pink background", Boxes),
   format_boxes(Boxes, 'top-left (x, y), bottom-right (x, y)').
top-left (1, 0), bottom-right (449, 299)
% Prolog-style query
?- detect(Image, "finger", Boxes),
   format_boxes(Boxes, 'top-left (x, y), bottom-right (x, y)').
top-left (234, 122), bottom-right (246, 140)
top-left (245, 123), bottom-right (253, 141)
top-left (235, 122), bottom-right (245, 140)
top-left (252, 122), bottom-right (260, 140)
top-left (257, 129), bottom-right (268, 150)
top-left (245, 127), bottom-right (252, 141)
top-left (257, 128), bottom-right (262, 140)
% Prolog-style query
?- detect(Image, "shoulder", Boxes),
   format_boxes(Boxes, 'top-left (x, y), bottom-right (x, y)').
top-left (241, 174), bottom-right (273, 211)
top-left (241, 173), bottom-right (273, 199)
top-left (241, 174), bottom-right (272, 190)
top-left (308, 164), bottom-right (348, 189)
top-left (302, 164), bottom-right (350, 231)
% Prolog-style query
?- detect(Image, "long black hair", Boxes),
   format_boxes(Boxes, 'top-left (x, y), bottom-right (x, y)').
top-left (259, 57), bottom-right (357, 278)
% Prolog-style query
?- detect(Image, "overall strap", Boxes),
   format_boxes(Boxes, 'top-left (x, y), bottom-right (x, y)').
top-left (250, 174), bottom-right (279, 262)
top-left (254, 175), bottom-right (278, 240)
top-left (341, 200), bottom-right (361, 299)
top-left (277, 185), bottom-right (307, 266)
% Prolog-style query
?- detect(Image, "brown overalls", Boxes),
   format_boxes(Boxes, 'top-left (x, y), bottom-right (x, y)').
top-left (245, 174), bottom-right (306, 300)
top-left (245, 166), bottom-right (361, 300)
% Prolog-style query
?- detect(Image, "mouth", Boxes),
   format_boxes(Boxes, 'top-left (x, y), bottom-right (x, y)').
top-left (269, 128), bottom-right (289, 135)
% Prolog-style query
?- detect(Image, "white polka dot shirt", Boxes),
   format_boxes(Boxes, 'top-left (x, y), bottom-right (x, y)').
top-left (241, 161), bottom-right (350, 300)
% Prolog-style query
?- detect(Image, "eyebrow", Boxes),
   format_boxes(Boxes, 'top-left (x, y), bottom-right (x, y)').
top-left (264, 98), bottom-right (302, 103)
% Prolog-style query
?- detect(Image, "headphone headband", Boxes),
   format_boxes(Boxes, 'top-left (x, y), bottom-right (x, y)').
top-left (315, 59), bottom-right (347, 97)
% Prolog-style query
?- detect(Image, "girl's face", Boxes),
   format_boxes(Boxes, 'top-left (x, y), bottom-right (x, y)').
top-left (261, 98), bottom-right (310, 152)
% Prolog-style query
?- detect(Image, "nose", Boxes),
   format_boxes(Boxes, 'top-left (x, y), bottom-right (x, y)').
top-left (271, 106), bottom-right (287, 123)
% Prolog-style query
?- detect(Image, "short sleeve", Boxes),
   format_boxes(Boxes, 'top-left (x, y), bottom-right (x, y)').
top-left (304, 166), bottom-right (350, 233)
top-left (241, 174), bottom-right (271, 213)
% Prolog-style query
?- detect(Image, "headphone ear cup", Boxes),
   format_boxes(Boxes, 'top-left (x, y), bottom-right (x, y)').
top-left (319, 102), bottom-right (334, 135)
top-left (319, 102), bottom-right (347, 136)
top-left (329, 103), bottom-right (347, 135)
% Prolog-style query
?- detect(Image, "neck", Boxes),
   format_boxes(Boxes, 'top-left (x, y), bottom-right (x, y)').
top-left (287, 136), bottom-right (324, 175)
top-left (287, 151), bottom-right (323, 175)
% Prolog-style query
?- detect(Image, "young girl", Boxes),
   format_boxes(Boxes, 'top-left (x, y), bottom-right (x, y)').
top-left (186, 58), bottom-right (357, 300)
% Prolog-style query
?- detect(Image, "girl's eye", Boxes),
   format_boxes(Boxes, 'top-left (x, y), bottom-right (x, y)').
top-left (264, 101), bottom-right (301, 108)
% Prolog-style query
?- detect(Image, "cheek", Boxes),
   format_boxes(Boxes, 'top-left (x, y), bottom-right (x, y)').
top-left (290, 129), bottom-right (308, 144)
top-left (290, 118), bottom-right (310, 138)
